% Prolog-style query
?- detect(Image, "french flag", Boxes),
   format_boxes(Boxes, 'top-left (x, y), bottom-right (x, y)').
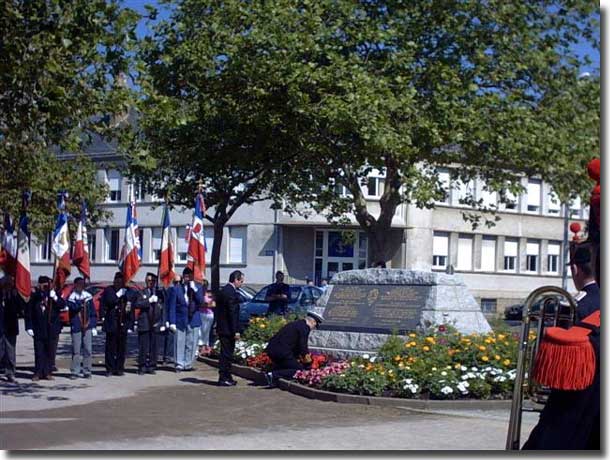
top-left (187, 192), bottom-right (206, 283)
top-left (15, 207), bottom-right (31, 302)
top-left (158, 204), bottom-right (176, 287)
top-left (0, 214), bottom-right (17, 277)
top-left (72, 200), bottom-right (90, 279)
top-left (52, 192), bottom-right (71, 288)
top-left (119, 200), bottom-right (141, 283)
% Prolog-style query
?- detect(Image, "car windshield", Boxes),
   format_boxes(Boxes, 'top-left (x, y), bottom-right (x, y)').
top-left (253, 285), bottom-right (303, 302)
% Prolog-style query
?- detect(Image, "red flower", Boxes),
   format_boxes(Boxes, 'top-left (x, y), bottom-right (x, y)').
top-left (438, 325), bottom-right (447, 333)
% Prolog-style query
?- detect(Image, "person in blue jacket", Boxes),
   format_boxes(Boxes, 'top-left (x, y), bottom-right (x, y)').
top-left (67, 277), bottom-right (98, 379)
top-left (168, 267), bottom-right (204, 372)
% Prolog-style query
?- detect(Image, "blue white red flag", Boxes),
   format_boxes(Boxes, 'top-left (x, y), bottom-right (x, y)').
top-left (72, 200), bottom-right (90, 279)
top-left (187, 192), bottom-right (206, 283)
top-left (158, 204), bottom-right (175, 287)
top-left (0, 214), bottom-right (17, 277)
top-left (52, 192), bottom-right (71, 288)
top-left (16, 192), bottom-right (31, 301)
top-left (119, 200), bottom-right (141, 283)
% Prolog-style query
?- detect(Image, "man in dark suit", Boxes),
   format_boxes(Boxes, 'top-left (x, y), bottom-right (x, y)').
top-left (135, 272), bottom-right (165, 375)
top-left (100, 272), bottom-right (141, 376)
top-left (0, 275), bottom-right (23, 383)
top-left (215, 270), bottom-right (244, 386)
top-left (264, 311), bottom-right (323, 387)
top-left (25, 276), bottom-right (66, 381)
top-left (569, 244), bottom-right (600, 320)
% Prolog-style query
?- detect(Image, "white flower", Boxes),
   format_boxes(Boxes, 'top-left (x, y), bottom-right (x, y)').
top-left (441, 371), bottom-right (447, 376)
top-left (241, 353), bottom-right (247, 358)
top-left (470, 367), bottom-right (478, 371)
top-left (440, 386), bottom-right (454, 395)
top-left (431, 367), bottom-right (437, 371)
top-left (369, 356), bottom-right (376, 363)
top-left (362, 354), bottom-right (370, 360)
top-left (358, 364), bottom-right (365, 369)
top-left (404, 378), bottom-right (413, 384)
top-left (457, 382), bottom-right (470, 394)
top-left (460, 366), bottom-right (467, 371)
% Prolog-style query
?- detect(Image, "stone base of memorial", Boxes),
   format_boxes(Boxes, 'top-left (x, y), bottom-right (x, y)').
top-left (198, 355), bottom-right (511, 410)
top-left (309, 269), bottom-right (492, 358)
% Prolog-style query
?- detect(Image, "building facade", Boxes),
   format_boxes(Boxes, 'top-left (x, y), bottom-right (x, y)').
top-left (27, 148), bottom-right (587, 317)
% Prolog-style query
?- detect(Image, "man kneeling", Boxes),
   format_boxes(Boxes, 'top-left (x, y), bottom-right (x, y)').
top-left (264, 311), bottom-right (323, 387)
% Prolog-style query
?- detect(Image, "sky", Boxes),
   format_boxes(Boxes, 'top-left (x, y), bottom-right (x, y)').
top-left (123, 0), bottom-right (601, 75)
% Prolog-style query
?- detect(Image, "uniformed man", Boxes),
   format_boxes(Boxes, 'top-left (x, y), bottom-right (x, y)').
top-left (568, 244), bottom-right (600, 320)
top-left (264, 311), bottom-right (324, 387)
top-left (168, 267), bottom-right (204, 372)
top-left (215, 270), bottom-right (244, 386)
top-left (67, 277), bottom-right (97, 379)
top-left (523, 158), bottom-right (601, 450)
top-left (101, 272), bottom-right (139, 376)
top-left (266, 271), bottom-right (290, 316)
top-left (135, 272), bottom-right (165, 375)
top-left (25, 276), bottom-right (66, 381)
top-left (0, 275), bottom-right (23, 383)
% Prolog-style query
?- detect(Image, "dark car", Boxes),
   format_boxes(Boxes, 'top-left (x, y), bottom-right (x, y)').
top-left (504, 296), bottom-right (570, 322)
top-left (239, 284), bottom-right (324, 330)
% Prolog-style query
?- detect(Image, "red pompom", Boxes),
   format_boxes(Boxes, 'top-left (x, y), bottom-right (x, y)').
top-left (587, 158), bottom-right (600, 183)
top-left (569, 222), bottom-right (581, 234)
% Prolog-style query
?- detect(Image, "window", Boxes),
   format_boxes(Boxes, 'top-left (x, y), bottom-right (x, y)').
top-left (107, 170), bottom-right (122, 202)
top-left (105, 229), bottom-right (120, 262)
top-left (358, 232), bottom-right (368, 269)
top-left (151, 227), bottom-right (162, 262)
top-left (176, 227), bottom-right (188, 262)
top-left (334, 183), bottom-right (351, 197)
top-left (205, 233), bottom-right (213, 263)
top-left (481, 237), bottom-right (496, 272)
top-left (432, 233), bottom-right (449, 269)
top-left (527, 179), bottom-right (541, 213)
top-left (39, 233), bottom-right (53, 261)
top-left (315, 231), bottom-right (324, 258)
top-left (456, 179), bottom-right (475, 207)
top-left (229, 226), bottom-right (246, 264)
top-left (481, 298), bottom-right (498, 313)
top-left (500, 187), bottom-right (518, 211)
top-left (547, 242), bottom-right (560, 274)
top-left (132, 180), bottom-right (145, 202)
top-left (570, 196), bottom-right (582, 218)
top-left (526, 241), bottom-right (540, 273)
top-left (480, 188), bottom-right (497, 208)
top-left (456, 235), bottom-right (473, 271)
top-left (503, 239), bottom-right (518, 271)
top-left (88, 232), bottom-right (96, 261)
top-left (365, 176), bottom-right (385, 198)
top-left (547, 189), bottom-right (561, 215)
top-left (436, 170), bottom-right (451, 205)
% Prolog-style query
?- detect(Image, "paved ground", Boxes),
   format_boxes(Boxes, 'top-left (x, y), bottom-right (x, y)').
top-left (1, 321), bottom-right (539, 450)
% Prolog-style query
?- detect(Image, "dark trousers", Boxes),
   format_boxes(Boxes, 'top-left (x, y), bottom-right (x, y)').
top-left (270, 355), bottom-right (304, 380)
top-left (157, 331), bottom-right (173, 363)
top-left (33, 337), bottom-right (52, 377)
top-left (218, 335), bottom-right (235, 381)
top-left (105, 332), bottom-right (127, 373)
top-left (49, 334), bottom-right (59, 370)
top-left (138, 331), bottom-right (157, 370)
top-left (0, 335), bottom-right (17, 376)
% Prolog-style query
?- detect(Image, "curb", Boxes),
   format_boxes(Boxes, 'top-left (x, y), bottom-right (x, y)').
top-left (198, 356), bottom-right (512, 410)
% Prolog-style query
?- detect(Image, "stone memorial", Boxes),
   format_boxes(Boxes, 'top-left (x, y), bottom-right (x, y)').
top-left (309, 268), bottom-right (492, 357)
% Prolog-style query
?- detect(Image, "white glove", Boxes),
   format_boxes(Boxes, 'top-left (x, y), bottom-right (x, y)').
top-left (159, 326), bottom-right (166, 332)
top-left (62, 306), bottom-right (69, 311)
top-left (134, 325), bottom-right (138, 332)
top-left (149, 295), bottom-right (158, 303)
top-left (169, 324), bottom-right (177, 333)
top-left (26, 329), bottom-right (34, 337)
top-left (91, 328), bottom-right (98, 337)
top-left (189, 281), bottom-right (197, 291)
top-left (116, 288), bottom-right (125, 298)
top-left (165, 321), bottom-right (170, 328)
top-left (49, 290), bottom-right (58, 301)
top-left (128, 329), bottom-right (133, 334)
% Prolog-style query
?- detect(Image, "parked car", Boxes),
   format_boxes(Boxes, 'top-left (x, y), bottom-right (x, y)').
top-left (503, 296), bottom-right (570, 322)
top-left (236, 285), bottom-right (256, 304)
top-left (239, 284), bottom-right (324, 330)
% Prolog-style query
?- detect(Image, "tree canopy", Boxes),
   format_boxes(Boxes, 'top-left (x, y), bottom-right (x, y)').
top-left (0, 0), bottom-right (138, 237)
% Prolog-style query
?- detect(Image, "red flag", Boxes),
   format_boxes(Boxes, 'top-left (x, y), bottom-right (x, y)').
top-left (158, 204), bottom-right (175, 287)
top-left (72, 201), bottom-right (90, 279)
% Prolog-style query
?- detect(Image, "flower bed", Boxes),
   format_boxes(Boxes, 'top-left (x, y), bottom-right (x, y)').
top-left (218, 318), bottom-right (527, 401)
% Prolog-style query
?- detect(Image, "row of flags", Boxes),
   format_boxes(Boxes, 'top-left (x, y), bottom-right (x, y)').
top-left (0, 190), bottom-right (208, 301)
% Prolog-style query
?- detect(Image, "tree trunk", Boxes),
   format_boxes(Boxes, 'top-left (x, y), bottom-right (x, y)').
top-left (210, 218), bottom-right (226, 292)
top-left (367, 225), bottom-right (395, 267)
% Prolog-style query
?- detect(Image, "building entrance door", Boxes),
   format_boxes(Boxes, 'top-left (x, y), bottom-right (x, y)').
top-left (313, 230), bottom-right (367, 285)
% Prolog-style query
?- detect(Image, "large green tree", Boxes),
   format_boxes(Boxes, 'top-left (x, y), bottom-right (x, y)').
top-left (0, 0), bottom-right (138, 237)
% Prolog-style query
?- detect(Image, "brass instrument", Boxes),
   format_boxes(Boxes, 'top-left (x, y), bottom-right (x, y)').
top-left (505, 286), bottom-right (578, 450)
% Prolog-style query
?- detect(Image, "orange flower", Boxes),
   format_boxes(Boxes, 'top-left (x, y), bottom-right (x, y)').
top-left (503, 359), bottom-right (511, 366)
top-left (425, 337), bottom-right (436, 344)
top-left (478, 345), bottom-right (486, 352)
top-left (422, 346), bottom-right (430, 352)
top-left (481, 355), bottom-right (489, 362)
top-left (494, 355), bottom-right (501, 360)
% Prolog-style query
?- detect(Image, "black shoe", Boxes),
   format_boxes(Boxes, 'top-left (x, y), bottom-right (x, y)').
top-left (52, 366), bottom-right (58, 372)
top-left (218, 380), bottom-right (236, 387)
top-left (116, 371), bottom-right (125, 376)
top-left (5, 374), bottom-right (15, 383)
top-left (146, 368), bottom-right (156, 375)
top-left (138, 369), bottom-right (145, 376)
top-left (83, 373), bottom-right (92, 379)
top-left (69, 374), bottom-right (78, 380)
top-left (105, 371), bottom-right (112, 377)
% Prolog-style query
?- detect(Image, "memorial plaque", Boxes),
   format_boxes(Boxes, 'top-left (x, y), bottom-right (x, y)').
top-left (319, 284), bottom-right (430, 333)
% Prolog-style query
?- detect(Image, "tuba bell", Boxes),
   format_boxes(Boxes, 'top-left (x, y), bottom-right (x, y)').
top-left (505, 285), bottom-right (578, 450)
